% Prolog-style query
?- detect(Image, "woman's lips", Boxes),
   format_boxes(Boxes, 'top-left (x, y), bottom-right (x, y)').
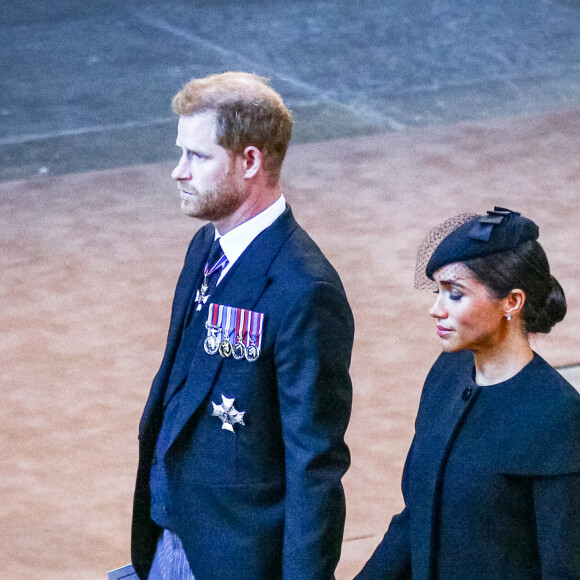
top-left (437, 325), bottom-right (453, 337)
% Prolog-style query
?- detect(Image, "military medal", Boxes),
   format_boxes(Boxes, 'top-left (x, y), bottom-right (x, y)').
top-left (232, 307), bottom-right (246, 360)
top-left (204, 304), bottom-right (264, 362)
top-left (245, 310), bottom-right (264, 362)
top-left (245, 342), bottom-right (259, 362)
top-left (233, 341), bottom-right (246, 360)
top-left (211, 394), bottom-right (245, 433)
top-left (194, 280), bottom-right (209, 311)
top-left (218, 339), bottom-right (233, 357)
top-left (194, 251), bottom-right (228, 311)
top-left (218, 306), bottom-right (233, 357)
top-left (203, 322), bottom-right (220, 355)
top-left (203, 304), bottom-right (222, 355)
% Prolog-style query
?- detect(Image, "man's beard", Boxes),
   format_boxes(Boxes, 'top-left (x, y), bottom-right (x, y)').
top-left (180, 171), bottom-right (246, 223)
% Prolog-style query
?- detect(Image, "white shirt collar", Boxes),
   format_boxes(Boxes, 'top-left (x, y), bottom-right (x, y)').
top-left (215, 194), bottom-right (286, 278)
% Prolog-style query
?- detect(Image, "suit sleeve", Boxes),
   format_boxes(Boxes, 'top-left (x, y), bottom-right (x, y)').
top-left (274, 280), bottom-right (354, 580)
top-left (533, 472), bottom-right (580, 578)
top-left (355, 441), bottom-right (414, 580)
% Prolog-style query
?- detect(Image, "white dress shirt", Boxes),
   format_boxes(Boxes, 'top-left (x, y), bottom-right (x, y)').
top-left (214, 194), bottom-right (286, 283)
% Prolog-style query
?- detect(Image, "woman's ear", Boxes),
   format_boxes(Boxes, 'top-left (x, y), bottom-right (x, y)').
top-left (243, 146), bottom-right (262, 179)
top-left (504, 288), bottom-right (526, 319)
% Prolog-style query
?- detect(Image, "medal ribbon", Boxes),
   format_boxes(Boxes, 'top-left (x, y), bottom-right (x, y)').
top-left (210, 303), bottom-right (219, 326)
top-left (216, 304), bottom-right (225, 341)
top-left (248, 310), bottom-right (264, 351)
top-left (204, 253), bottom-right (228, 279)
top-left (193, 246), bottom-right (228, 314)
top-left (223, 305), bottom-right (233, 342)
top-left (206, 304), bottom-right (264, 357)
top-left (235, 307), bottom-right (245, 342)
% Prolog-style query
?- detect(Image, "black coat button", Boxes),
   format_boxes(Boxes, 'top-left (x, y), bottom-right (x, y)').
top-left (462, 387), bottom-right (472, 401)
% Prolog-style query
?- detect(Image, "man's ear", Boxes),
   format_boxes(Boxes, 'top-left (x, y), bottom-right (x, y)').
top-left (243, 146), bottom-right (262, 178)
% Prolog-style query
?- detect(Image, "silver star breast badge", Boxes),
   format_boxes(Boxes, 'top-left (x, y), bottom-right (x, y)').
top-left (211, 395), bottom-right (245, 433)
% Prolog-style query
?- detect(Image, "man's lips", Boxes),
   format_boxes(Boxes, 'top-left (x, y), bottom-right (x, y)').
top-left (180, 190), bottom-right (195, 200)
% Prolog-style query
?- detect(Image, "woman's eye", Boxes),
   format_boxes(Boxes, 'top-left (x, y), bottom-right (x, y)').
top-left (449, 291), bottom-right (463, 301)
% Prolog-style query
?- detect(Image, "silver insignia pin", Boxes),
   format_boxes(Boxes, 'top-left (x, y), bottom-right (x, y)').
top-left (211, 395), bottom-right (245, 433)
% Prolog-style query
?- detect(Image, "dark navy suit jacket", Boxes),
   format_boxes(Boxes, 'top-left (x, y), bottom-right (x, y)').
top-left (132, 207), bottom-right (354, 580)
top-left (357, 351), bottom-right (580, 580)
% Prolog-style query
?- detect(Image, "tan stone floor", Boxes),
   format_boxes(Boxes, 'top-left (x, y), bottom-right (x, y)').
top-left (2, 110), bottom-right (579, 579)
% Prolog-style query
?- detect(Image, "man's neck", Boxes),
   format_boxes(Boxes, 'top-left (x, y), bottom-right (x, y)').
top-left (214, 185), bottom-right (282, 234)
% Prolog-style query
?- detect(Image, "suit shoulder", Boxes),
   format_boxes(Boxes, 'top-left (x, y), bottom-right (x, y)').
top-left (273, 223), bottom-right (345, 289)
top-left (185, 223), bottom-right (214, 255)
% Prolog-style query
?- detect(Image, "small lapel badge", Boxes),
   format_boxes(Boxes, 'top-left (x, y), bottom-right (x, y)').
top-left (204, 304), bottom-right (264, 362)
top-left (212, 395), bottom-right (245, 433)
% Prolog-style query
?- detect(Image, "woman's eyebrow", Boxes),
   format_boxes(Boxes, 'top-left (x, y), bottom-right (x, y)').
top-left (438, 278), bottom-right (467, 288)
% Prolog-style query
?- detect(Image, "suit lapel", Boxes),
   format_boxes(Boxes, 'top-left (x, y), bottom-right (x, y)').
top-left (173, 226), bottom-right (217, 338)
top-left (165, 207), bottom-right (298, 451)
top-left (139, 224), bottom-right (216, 440)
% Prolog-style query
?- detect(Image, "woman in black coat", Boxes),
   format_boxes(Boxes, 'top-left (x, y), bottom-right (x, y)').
top-left (357, 207), bottom-right (580, 579)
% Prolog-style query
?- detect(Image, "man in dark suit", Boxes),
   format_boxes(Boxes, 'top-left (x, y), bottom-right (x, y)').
top-left (131, 72), bottom-right (354, 580)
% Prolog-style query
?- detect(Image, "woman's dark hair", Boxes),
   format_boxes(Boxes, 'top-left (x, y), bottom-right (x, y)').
top-left (464, 240), bottom-right (567, 334)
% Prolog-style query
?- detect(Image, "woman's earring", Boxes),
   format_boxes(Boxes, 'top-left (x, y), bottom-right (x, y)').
top-left (506, 313), bottom-right (512, 321)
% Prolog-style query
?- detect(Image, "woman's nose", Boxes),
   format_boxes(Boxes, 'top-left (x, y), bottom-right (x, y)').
top-left (429, 295), bottom-right (446, 319)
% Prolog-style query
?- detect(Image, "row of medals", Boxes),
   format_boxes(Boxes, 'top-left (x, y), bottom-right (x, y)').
top-left (204, 322), bottom-right (260, 362)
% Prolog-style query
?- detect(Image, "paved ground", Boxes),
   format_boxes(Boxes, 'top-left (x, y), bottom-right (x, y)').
top-left (2, 1), bottom-right (580, 578)
top-left (3, 0), bottom-right (580, 182)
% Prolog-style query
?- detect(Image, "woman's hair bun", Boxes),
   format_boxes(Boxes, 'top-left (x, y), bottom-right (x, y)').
top-left (524, 275), bottom-right (567, 334)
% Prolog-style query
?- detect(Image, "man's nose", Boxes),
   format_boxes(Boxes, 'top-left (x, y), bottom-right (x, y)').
top-left (172, 155), bottom-right (191, 181)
